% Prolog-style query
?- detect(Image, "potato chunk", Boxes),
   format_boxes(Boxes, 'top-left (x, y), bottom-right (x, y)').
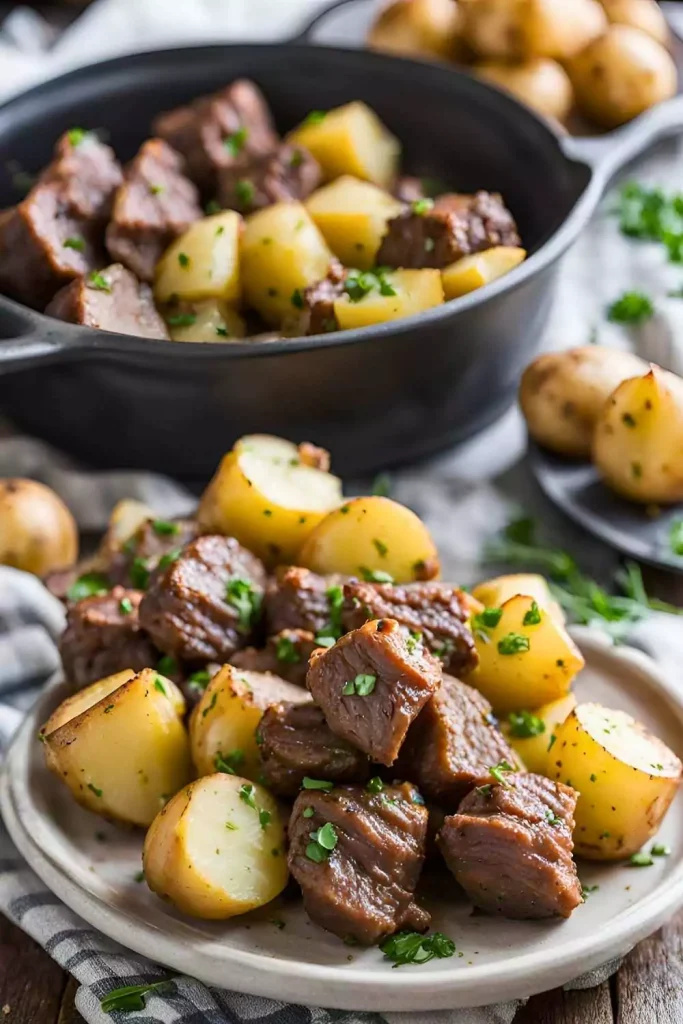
top-left (143, 774), bottom-right (289, 919)
top-left (305, 176), bottom-right (403, 270)
top-left (42, 668), bottom-right (192, 827)
top-left (501, 692), bottom-right (577, 774)
top-left (154, 211), bottom-right (241, 305)
top-left (287, 102), bottom-right (400, 189)
top-left (334, 269), bottom-right (444, 330)
top-left (472, 573), bottom-right (565, 625)
top-left (166, 299), bottom-right (246, 342)
top-left (441, 246), bottom-right (526, 300)
top-left (549, 702), bottom-right (682, 860)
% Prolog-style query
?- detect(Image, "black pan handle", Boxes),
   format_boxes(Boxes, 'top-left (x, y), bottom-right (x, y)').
top-left (0, 300), bottom-right (67, 374)
top-left (289, 0), bottom-right (370, 44)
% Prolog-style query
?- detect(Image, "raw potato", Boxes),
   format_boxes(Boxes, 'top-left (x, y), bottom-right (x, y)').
top-left (367, 0), bottom-right (464, 62)
top-left (287, 102), bottom-right (401, 189)
top-left (441, 246), bottom-right (526, 300)
top-left (167, 300), bottom-right (246, 342)
top-left (297, 495), bottom-right (440, 583)
top-left (600, 0), bottom-right (668, 46)
top-left (241, 202), bottom-right (333, 326)
top-left (593, 367), bottom-right (683, 504)
top-left (190, 665), bottom-right (312, 779)
top-left (474, 59), bottom-right (573, 121)
top-left (549, 702), bottom-right (682, 859)
top-left (0, 479), bottom-right (78, 576)
top-left (154, 211), bottom-right (242, 305)
top-left (305, 176), bottom-right (404, 270)
top-left (502, 692), bottom-right (577, 773)
top-left (471, 593), bottom-right (584, 713)
top-left (42, 669), bottom-right (192, 827)
top-left (472, 572), bottom-right (565, 624)
top-left (568, 25), bottom-right (677, 128)
top-left (197, 434), bottom-right (343, 564)
top-left (460, 0), bottom-right (606, 60)
top-left (143, 774), bottom-right (289, 919)
top-left (519, 345), bottom-right (649, 458)
top-left (334, 269), bottom-right (444, 329)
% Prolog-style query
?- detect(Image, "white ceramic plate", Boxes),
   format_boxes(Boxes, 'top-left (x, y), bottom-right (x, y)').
top-left (3, 628), bottom-right (683, 1012)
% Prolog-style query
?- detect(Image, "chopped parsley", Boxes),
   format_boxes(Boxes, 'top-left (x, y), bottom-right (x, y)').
top-left (544, 808), bottom-right (562, 826)
top-left (372, 473), bottom-right (391, 497)
top-left (87, 271), bottom-right (111, 292)
top-left (167, 313), bottom-right (197, 327)
top-left (607, 291), bottom-right (654, 325)
top-left (156, 654), bottom-right (178, 677)
top-left (366, 776), bottom-right (384, 794)
top-left (215, 325), bottom-right (229, 337)
top-left (259, 809), bottom-right (272, 830)
top-left (225, 577), bottom-right (262, 632)
top-left (629, 851), bottom-right (654, 867)
top-left (153, 677), bottom-right (167, 696)
top-left (508, 710), bottom-right (545, 738)
top-left (651, 843), bottom-right (671, 857)
top-left (523, 600), bottom-right (542, 626)
top-left (158, 548), bottom-right (181, 570)
top-left (224, 125), bottom-right (249, 156)
top-left (63, 236), bottom-right (85, 252)
top-left (87, 783), bottom-right (103, 798)
top-left (205, 199), bottom-right (221, 215)
top-left (239, 783), bottom-right (257, 809)
top-left (100, 981), bottom-right (174, 1013)
top-left (314, 585), bottom-right (344, 645)
top-left (342, 673), bottom-right (376, 696)
top-left (360, 567), bottom-right (394, 583)
top-left (670, 519), bottom-right (683, 556)
top-left (187, 669), bottom-right (211, 691)
top-left (235, 179), bottom-right (255, 207)
top-left (201, 692), bottom-right (218, 717)
top-left (411, 198), bottom-right (434, 216)
top-left (380, 930), bottom-right (455, 968)
top-left (581, 883), bottom-right (599, 898)
top-left (373, 538), bottom-right (388, 558)
top-left (497, 633), bottom-right (530, 655)
top-left (177, 252), bottom-right (190, 268)
top-left (615, 181), bottom-right (683, 263)
top-left (343, 268), bottom-right (396, 303)
top-left (305, 821), bottom-right (338, 862)
top-left (302, 777), bottom-right (333, 791)
top-left (302, 806), bottom-right (315, 818)
top-left (66, 572), bottom-right (109, 602)
top-left (473, 607), bottom-right (503, 631)
top-left (291, 288), bottom-right (305, 309)
top-left (302, 110), bottom-right (326, 126)
top-left (290, 148), bottom-right (304, 168)
top-left (489, 759), bottom-right (515, 786)
top-left (215, 750), bottom-right (245, 775)
top-left (275, 635), bottom-right (300, 664)
top-left (67, 127), bottom-right (88, 146)
top-left (152, 519), bottom-right (180, 536)
top-left (149, 183), bottom-right (164, 195)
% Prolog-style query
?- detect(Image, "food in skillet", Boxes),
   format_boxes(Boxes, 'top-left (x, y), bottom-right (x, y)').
top-left (0, 80), bottom-right (526, 343)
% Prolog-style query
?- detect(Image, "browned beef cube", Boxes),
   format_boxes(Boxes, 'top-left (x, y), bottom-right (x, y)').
top-left (438, 774), bottom-right (582, 919)
top-left (138, 534), bottom-right (267, 661)
top-left (59, 586), bottom-right (157, 688)
top-left (257, 702), bottom-right (370, 796)
top-left (264, 566), bottom-right (346, 637)
top-left (285, 260), bottom-right (347, 336)
top-left (43, 131), bottom-right (122, 220)
top-left (306, 618), bottom-right (441, 765)
top-left (231, 628), bottom-right (318, 687)
top-left (153, 79), bottom-right (279, 193)
top-left (45, 264), bottom-right (169, 339)
top-left (106, 139), bottom-right (202, 282)
top-left (108, 517), bottom-right (199, 588)
top-left (288, 782), bottom-right (430, 944)
top-left (342, 580), bottom-right (478, 677)
top-left (217, 143), bottom-right (321, 214)
top-left (377, 191), bottom-right (520, 270)
top-left (396, 674), bottom-right (519, 808)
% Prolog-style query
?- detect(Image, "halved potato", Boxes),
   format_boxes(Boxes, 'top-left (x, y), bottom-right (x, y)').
top-left (287, 101), bottom-right (401, 188)
top-left (197, 434), bottom-right (343, 565)
top-left (549, 702), bottom-right (682, 860)
top-left (501, 692), bottom-right (577, 774)
top-left (143, 774), bottom-right (289, 919)
top-left (190, 665), bottom-right (312, 779)
top-left (471, 594), bottom-right (584, 713)
top-left (333, 269), bottom-right (444, 329)
top-left (167, 300), bottom-right (246, 342)
top-left (441, 246), bottom-right (526, 300)
top-left (154, 211), bottom-right (242, 305)
top-left (305, 176), bottom-right (404, 270)
top-left (42, 668), bottom-right (191, 827)
top-left (472, 573), bottom-right (565, 625)
top-left (297, 495), bottom-right (440, 583)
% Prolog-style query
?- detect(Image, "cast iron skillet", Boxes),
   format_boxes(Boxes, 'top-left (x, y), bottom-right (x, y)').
top-left (1, 3), bottom-right (683, 481)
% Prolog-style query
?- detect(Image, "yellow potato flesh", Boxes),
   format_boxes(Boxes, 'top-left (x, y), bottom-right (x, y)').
top-left (42, 670), bottom-right (136, 736)
top-left (154, 211), bottom-right (242, 304)
top-left (0, 478), bottom-right (78, 576)
top-left (168, 300), bottom-right (246, 342)
top-left (305, 175), bottom-right (403, 270)
top-left (143, 774), bottom-right (289, 919)
top-left (549, 702), bottom-right (682, 860)
top-left (297, 495), bottom-right (440, 583)
top-left (97, 499), bottom-right (155, 565)
top-left (441, 247), bottom-right (526, 300)
top-left (472, 573), bottom-right (565, 625)
top-left (502, 692), bottom-right (577, 774)
top-left (333, 269), bottom-right (444, 329)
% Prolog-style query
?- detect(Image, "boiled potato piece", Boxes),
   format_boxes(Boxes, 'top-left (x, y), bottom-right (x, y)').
top-left (42, 668), bottom-right (191, 827)
top-left (191, 665), bottom-right (312, 779)
top-left (519, 345), bottom-right (649, 458)
top-left (197, 434), bottom-right (343, 564)
top-left (474, 59), bottom-right (573, 121)
top-left (471, 594), bottom-right (584, 713)
top-left (461, 0), bottom-right (606, 60)
top-left (593, 367), bottom-right (683, 503)
top-left (143, 774), bottom-right (288, 919)
top-left (569, 25), bottom-right (677, 128)
top-left (305, 176), bottom-right (403, 270)
top-left (549, 702), bottom-right (682, 860)
top-left (241, 202), bottom-right (332, 326)
top-left (97, 499), bottom-right (155, 566)
top-left (334, 269), bottom-right (444, 329)
top-left (297, 495), bottom-right (440, 583)
top-left (42, 671), bottom-right (136, 735)
top-left (472, 572), bottom-right (565, 624)
top-left (600, 0), bottom-right (668, 46)
top-left (367, 0), bottom-right (465, 62)
top-left (287, 102), bottom-right (400, 189)
top-left (0, 479), bottom-right (78, 576)
top-left (167, 300), bottom-right (246, 342)
top-left (441, 246), bottom-right (526, 300)
top-left (154, 211), bottom-right (241, 305)
top-left (502, 692), bottom-right (577, 774)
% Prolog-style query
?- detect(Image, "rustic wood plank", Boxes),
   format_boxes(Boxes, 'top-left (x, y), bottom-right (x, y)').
top-left (615, 908), bottom-right (683, 1024)
top-left (513, 982), bottom-right (614, 1024)
top-left (0, 916), bottom-right (66, 1023)
top-left (57, 977), bottom-right (84, 1024)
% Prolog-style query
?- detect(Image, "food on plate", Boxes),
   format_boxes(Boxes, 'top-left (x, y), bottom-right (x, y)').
top-left (304, 176), bottom-right (403, 271)
top-left (333, 267), bottom-right (445, 328)
top-left (46, 263), bottom-right (169, 339)
top-left (264, 564), bottom-right (346, 638)
top-left (42, 669), bottom-right (136, 734)
top-left (190, 664), bottom-right (311, 779)
top-left (438, 772), bottom-right (583, 918)
top-left (231, 628), bottom-right (318, 688)
top-left (599, 0), bottom-right (669, 46)
top-left (97, 498), bottom-right (156, 565)
top-left (42, 668), bottom-right (191, 826)
top-left (441, 246), bottom-right (527, 299)
top-left (592, 367), bottom-right (683, 503)
top-left (459, 0), bottom-right (607, 60)
top-left (217, 142), bottom-right (322, 215)
top-left (143, 773), bottom-right (289, 918)
top-left (549, 702), bottom-right (682, 859)
top-left (519, 345), bottom-right (649, 458)
top-left (502, 692), bottom-right (577, 774)
top-left (288, 781), bottom-right (429, 944)
top-left (166, 299), bottom-right (247, 342)
top-left (471, 593), bottom-right (584, 712)
top-left (367, 0), bottom-right (464, 62)
top-left (154, 210), bottom-right (241, 305)
top-left (474, 58), bottom-right (573, 121)
top-left (472, 572), bottom-right (565, 624)
top-left (107, 516), bottom-right (199, 589)
top-left (568, 25), bottom-right (677, 128)
top-left (0, 478), bottom-right (78, 576)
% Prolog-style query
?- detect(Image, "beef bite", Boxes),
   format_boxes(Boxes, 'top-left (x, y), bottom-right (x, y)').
top-left (231, 628), bottom-right (318, 688)
top-left (264, 566), bottom-right (346, 638)
top-left (217, 143), bottom-right (321, 215)
top-left (139, 534), bottom-right (267, 662)
top-left (108, 517), bottom-right (199, 589)
top-left (287, 260), bottom-right (348, 336)
top-left (288, 781), bottom-right (429, 944)
top-left (106, 139), bottom-right (202, 282)
top-left (439, 773), bottom-right (582, 920)
top-left (342, 580), bottom-right (478, 677)
top-left (59, 586), bottom-right (157, 688)
top-left (306, 618), bottom-right (442, 765)
top-left (46, 263), bottom-right (169, 339)
top-left (396, 674), bottom-right (519, 809)
top-left (257, 701), bottom-right (370, 796)
top-left (377, 191), bottom-right (520, 270)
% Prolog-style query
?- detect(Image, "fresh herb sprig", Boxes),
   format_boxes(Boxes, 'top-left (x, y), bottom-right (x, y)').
top-left (100, 979), bottom-right (174, 1012)
top-left (607, 291), bottom-right (654, 325)
top-left (615, 181), bottom-right (683, 263)
top-left (380, 930), bottom-right (455, 968)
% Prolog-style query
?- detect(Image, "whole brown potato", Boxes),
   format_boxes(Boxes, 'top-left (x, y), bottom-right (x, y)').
top-left (475, 57), bottom-right (574, 121)
top-left (600, 0), bottom-right (668, 46)
top-left (569, 24), bottom-right (677, 128)
top-left (367, 0), bottom-right (465, 63)
top-left (461, 0), bottom-right (606, 60)
top-left (0, 479), bottom-right (78, 576)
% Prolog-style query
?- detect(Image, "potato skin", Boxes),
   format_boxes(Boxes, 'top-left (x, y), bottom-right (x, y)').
top-left (519, 345), bottom-right (649, 458)
top-left (474, 58), bottom-right (573, 121)
top-left (368, 0), bottom-right (465, 62)
top-left (461, 0), bottom-right (606, 60)
top-left (600, 0), bottom-right (668, 46)
top-left (0, 479), bottom-right (78, 576)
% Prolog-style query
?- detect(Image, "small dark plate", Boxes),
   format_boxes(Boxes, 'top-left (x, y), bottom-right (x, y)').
top-left (529, 443), bottom-right (683, 573)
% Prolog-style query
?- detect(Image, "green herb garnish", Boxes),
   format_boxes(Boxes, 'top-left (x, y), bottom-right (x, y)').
top-left (629, 851), bottom-right (654, 867)
top-left (153, 677), bottom-right (167, 696)
top-left (88, 271), bottom-right (111, 292)
top-left (259, 809), bottom-right (272, 830)
top-left (275, 635), bottom-right (300, 664)
top-left (670, 519), bottom-right (683, 556)
top-left (380, 931), bottom-right (455, 968)
top-left (225, 577), bottom-right (261, 632)
top-left (607, 291), bottom-right (654, 325)
top-left (303, 110), bottom-right (326, 126)
top-left (215, 750), bottom-right (245, 775)
top-left (66, 573), bottom-right (109, 602)
top-left (291, 288), bottom-right (305, 309)
top-left (100, 980), bottom-right (173, 1013)
top-left (177, 252), bottom-right (190, 268)
top-left (508, 710), bottom-right (545, 738)
top-left (156, 654), bottom-right (177, 677)
top-left (235, 178), bottom-right (255, 207)
top-left (523, 600), bottom-right (542, 626)
top-left (224, 125), bottom-right (249, 156)
top-left (366, 776), bottom-right (384, 794)
top-left (360, 567), bottom-right (394, 583)
top-left (372, 473), bottom-right (391, 497)
top-left (239, 783), bottom-right (257, 808)
top-left (67, 127), bottom-right (88, 147)
top-left (302, 777), bottom-right (333, 791)
top-left (412, 198), bottom-right (434, 216)
top-left (306, 821), bottom-right (338, 862)
top-left (152, 519), bottom-right (180, 536)
top-left (187, 669), bottom-right (211, 691)
top-left (473, 607), bottom-right (503, 631)
top-left (167, 313), bottom-right (197, 327)
top-left (63, 236), bottom-right (85, 252)
top-left (651, 843), bottom-right (671, 857)
top-left (342, 673), bottom-right (376, 696)
top-left (88, 783), bottom-right (103, 798)
top-left (489, 759), bottom-right (515, 787)
top-left (497, 633), bottom-right (530, 655)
